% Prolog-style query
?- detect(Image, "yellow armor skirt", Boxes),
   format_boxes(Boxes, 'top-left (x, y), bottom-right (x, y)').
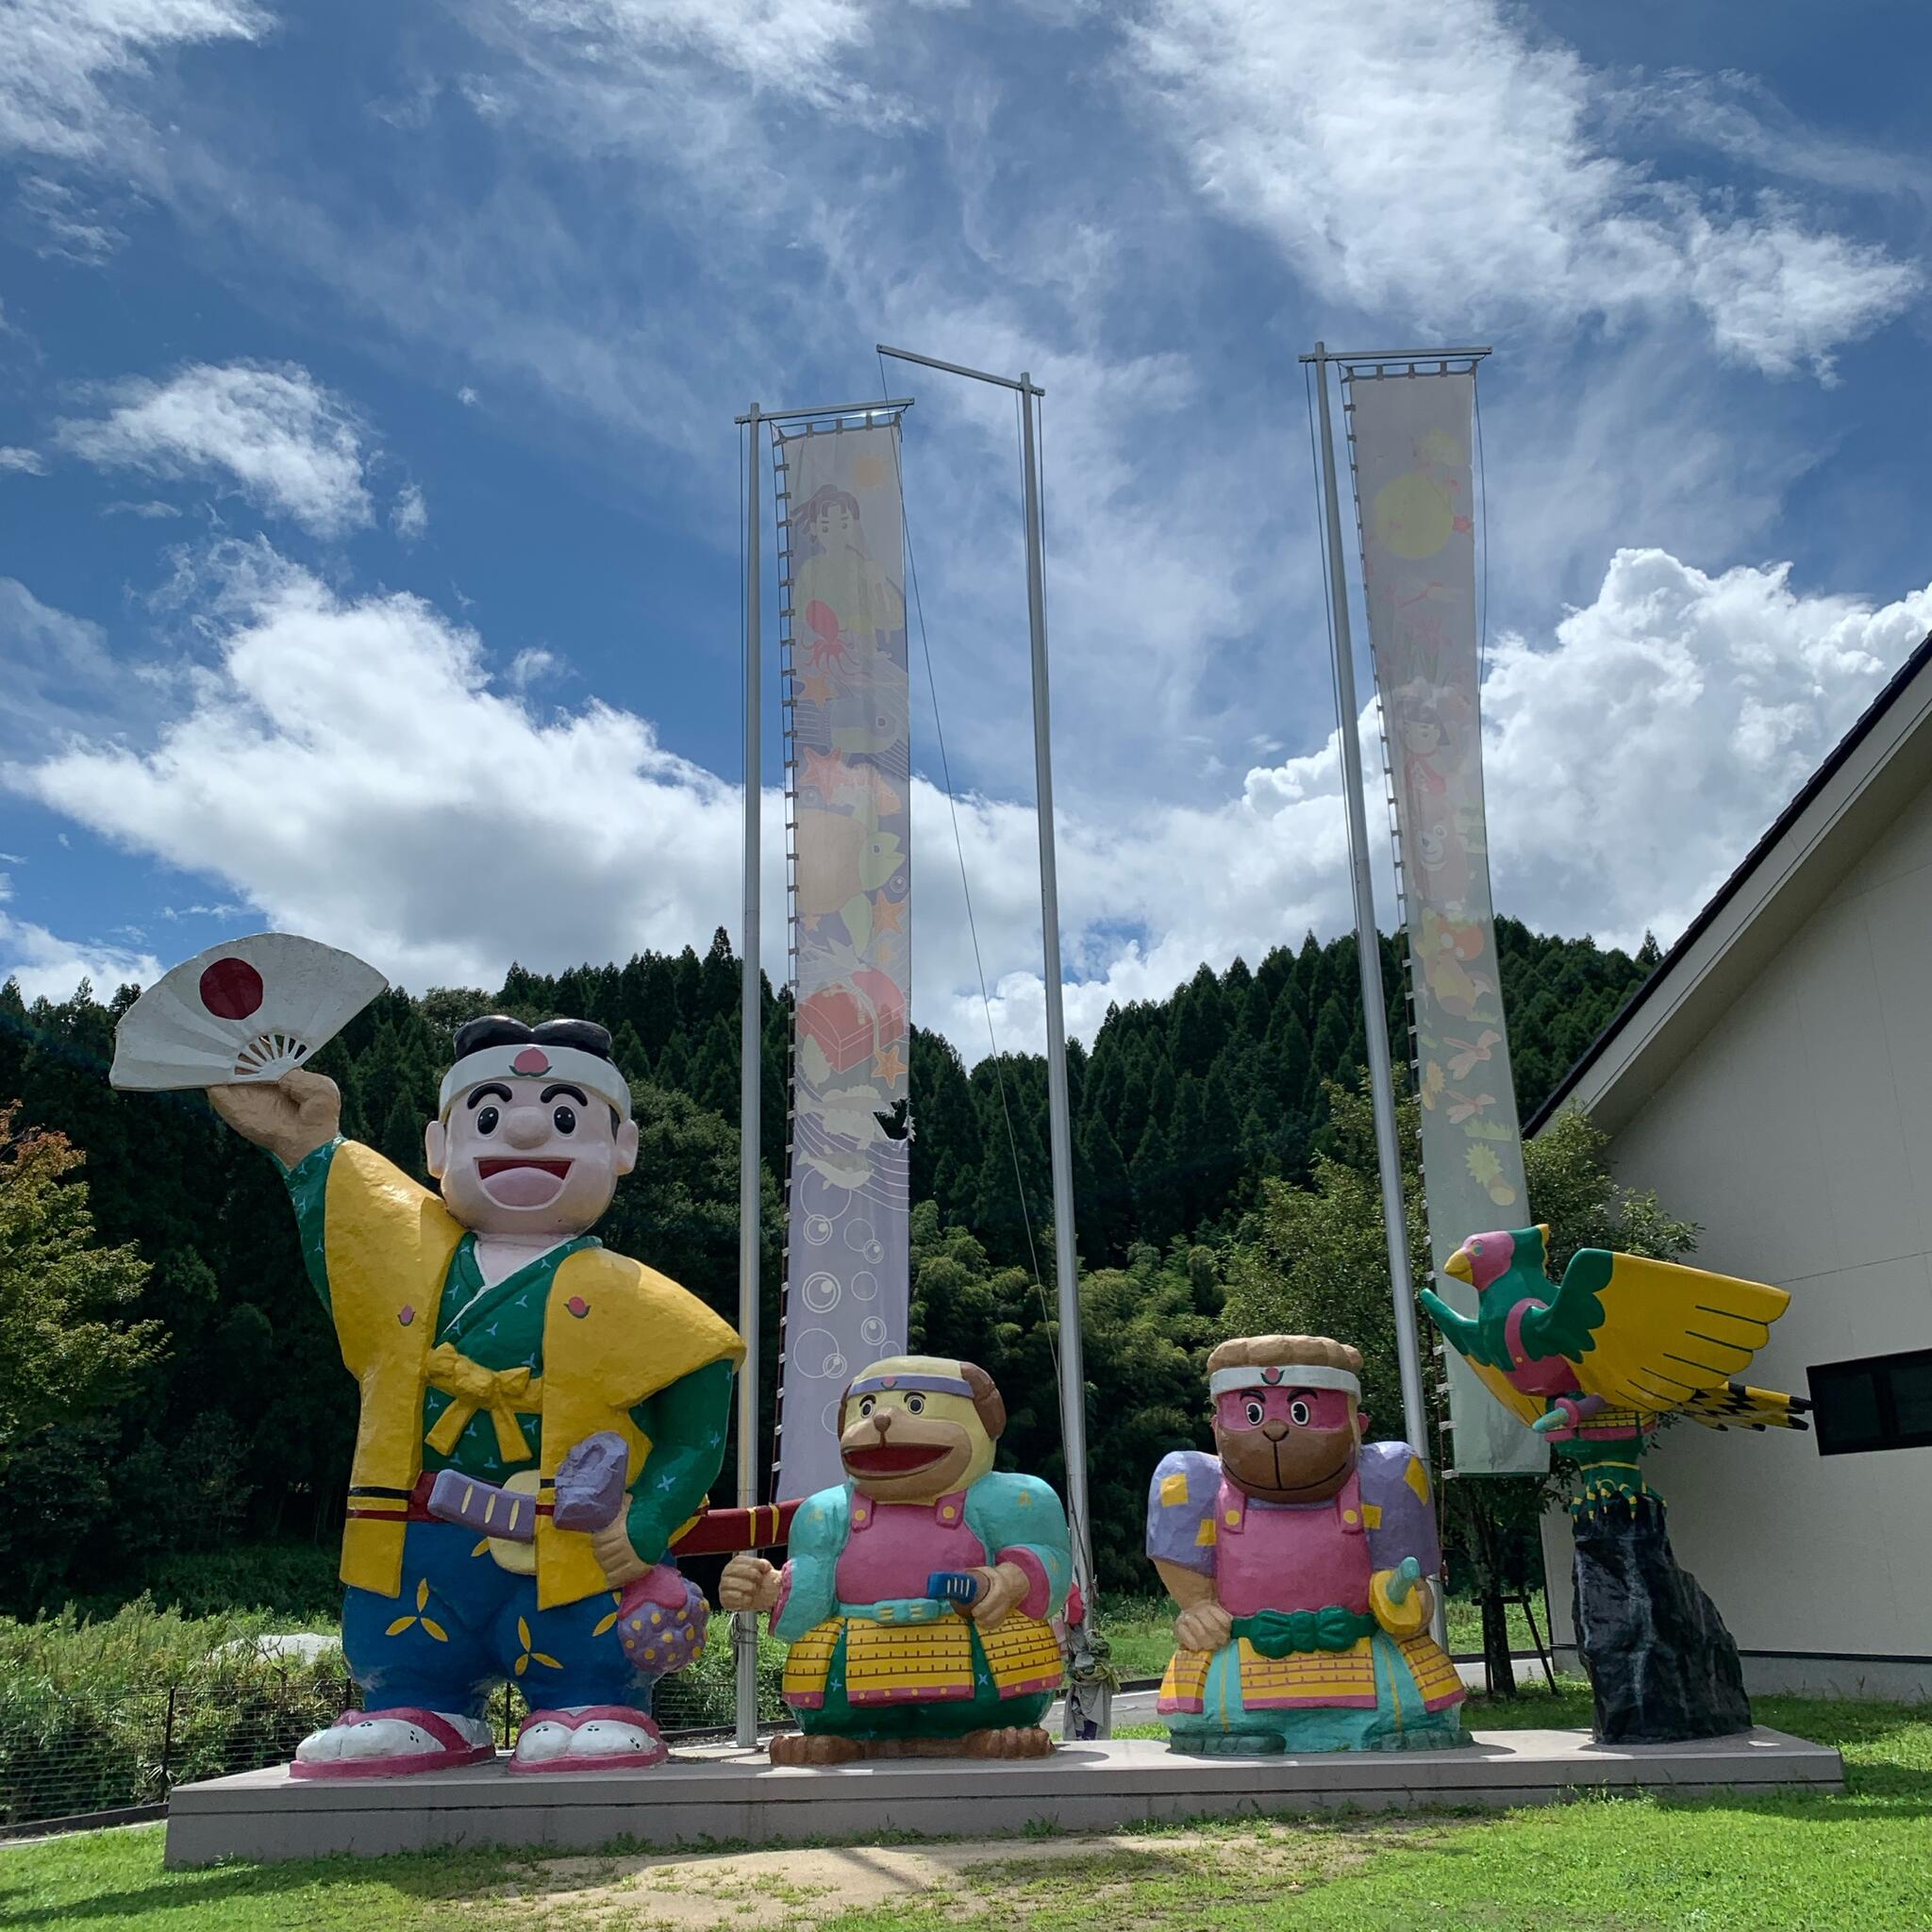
top-left (784, 1609), bottom-right (1062, 1709)
top-left (1160, 1629), bottom-right (1464, 1713)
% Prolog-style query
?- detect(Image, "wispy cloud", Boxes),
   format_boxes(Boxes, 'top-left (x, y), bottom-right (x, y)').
top-left (102, 496), bottom-right (184, 517)
top-left (14, 173), bottom-right (125, 261)
top-left (55, 359), bottom-right (377, 536)
top-left (0, 0), bottom-right (269, 168)
top-left (474, 0), bottom-right (891, 121)
top-left (1125, 0), bottom-right (1919, 378)
top-left (390, 479), bottom-right (428, 541)
top-left (0, 446), bottom-right (49, 475)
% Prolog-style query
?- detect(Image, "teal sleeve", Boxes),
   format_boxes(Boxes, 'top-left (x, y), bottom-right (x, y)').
top-left (623, 1359), bottom-right (735, 1567)
top-left (773, 1485), bottom-right (850, 1641)
top-left (968, 1473), bottom-right (1074, 1614)
top-left (273, 1136), bottom-right (341, 1311)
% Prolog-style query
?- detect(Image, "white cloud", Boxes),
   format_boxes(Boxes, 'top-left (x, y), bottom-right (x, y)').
top-left (0, 0), bottom-right (267, 166)
top-left (102, 496), bottom-right (183, 517)
top-left (6, 542), bottom-right (753, 990)
top-left (0, 873), bottom-right (161, 1004)
top-left (0, 575), bottom-right (135, 747)
top-left (55, 360), bottom-right (376, 536)
top-left (1126, 0), bottom-right (1919, 379)
top-left (0, 908), bottom-right (162, 1003)
top-left (507, 646), bottom-right (558, 689)
top-left (15, 173), bottom-right (125, 260)
top-left (9, 540), bottom-right (1924, 1057)
top-left (0, 446), bottom-right (49, 475)
top-left (1477, 548), bottom-right (1932, 949)
top-left (477, 0), bottom-right (888, 119)
top-left (457, 386), bottom-right (479, 407)
top-left (391, 480), bottom-right (428, 541)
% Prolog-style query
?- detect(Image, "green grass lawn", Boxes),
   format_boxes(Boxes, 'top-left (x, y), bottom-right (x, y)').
top-left (3, 1687), bottom-right (1924, 1932)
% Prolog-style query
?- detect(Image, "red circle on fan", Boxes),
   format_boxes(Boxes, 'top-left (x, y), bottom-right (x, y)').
top-left (199, 958), bottom-right (265, 1020)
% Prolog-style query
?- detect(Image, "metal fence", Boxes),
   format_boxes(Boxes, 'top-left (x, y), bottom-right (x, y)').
top-left (0, 1648), bottom-right (792, 1837)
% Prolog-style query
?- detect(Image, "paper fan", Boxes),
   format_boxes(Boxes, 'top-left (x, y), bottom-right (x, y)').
top-left (109, 934), bottom-right (388, 1091)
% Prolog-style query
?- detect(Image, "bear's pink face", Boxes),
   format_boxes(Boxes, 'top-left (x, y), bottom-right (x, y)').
top-left (1213, 1384), bottom-right (1364, 1504)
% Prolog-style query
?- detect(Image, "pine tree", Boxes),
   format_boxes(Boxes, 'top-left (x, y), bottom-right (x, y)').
top-left (378, 1095), bottom-right (424, 1183)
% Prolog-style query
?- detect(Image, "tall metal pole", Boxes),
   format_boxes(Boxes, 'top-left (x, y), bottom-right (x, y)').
top-left (735, 403), bottom-right (762, 1750)
top-left (875, 342), bottom-right (1104, 1732)
top-left (1309, 345), bottom-right (1435, 1491)
top-left (1018, 375), bottom-right (1096, 1631)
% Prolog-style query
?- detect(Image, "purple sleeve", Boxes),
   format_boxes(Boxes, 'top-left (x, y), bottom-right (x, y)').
top-left (1145, 1450), bottom-right (1220, 1576)
top-left (1361, 1440), bottom-right (1441, 1574)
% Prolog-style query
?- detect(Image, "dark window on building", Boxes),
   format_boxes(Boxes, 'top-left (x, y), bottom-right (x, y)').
top-left (1808, 1349), bottom-right (1932, 1456)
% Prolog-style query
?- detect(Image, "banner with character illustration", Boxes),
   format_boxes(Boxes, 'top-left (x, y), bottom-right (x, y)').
top-left (1347, 370), bottom-right (1542, 1476)
top-left (776, 422), bottom-right (913, 1499)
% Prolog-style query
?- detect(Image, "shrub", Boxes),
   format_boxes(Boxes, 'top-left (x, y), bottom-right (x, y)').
top-left (0, 1599), bottom-right (346, 1826)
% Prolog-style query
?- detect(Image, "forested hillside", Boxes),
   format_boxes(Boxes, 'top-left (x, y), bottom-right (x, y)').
top-left (0, 920), bottom-right (1652, 1609)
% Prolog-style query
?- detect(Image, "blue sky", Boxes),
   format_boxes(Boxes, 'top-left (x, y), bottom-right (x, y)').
top-left (3, 0), bottom-right (1929, 1052)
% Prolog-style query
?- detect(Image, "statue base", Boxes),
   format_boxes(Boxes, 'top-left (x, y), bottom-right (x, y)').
top-left (164, 1728), bottom-right (1841, 1867)
top-left (1572, 1496), bottom-right (1752, 1744)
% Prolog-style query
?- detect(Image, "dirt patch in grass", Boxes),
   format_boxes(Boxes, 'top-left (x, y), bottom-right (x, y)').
top-left (474, 1820), bottom-right (1464, 1931)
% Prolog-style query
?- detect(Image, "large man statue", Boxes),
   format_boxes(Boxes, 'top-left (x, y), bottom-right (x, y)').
top-left (209, 1015), bottom-right (742, 1776)
top-left (1147, 1334), bottom-right (1466, 1754)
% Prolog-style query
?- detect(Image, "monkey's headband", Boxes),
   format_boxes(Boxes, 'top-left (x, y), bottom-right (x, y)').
top-left (1208, 1363), bottom-right (1361, 1400)
top-left (438, 1041), bottom-right (632, 1122)
top-left (846, 1371), bottom-right (974, 1399)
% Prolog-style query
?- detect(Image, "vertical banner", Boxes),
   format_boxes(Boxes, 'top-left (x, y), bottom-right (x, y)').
top-left (1347, 371), bottom-right (1542, 1476)
top-left (776, 423), bottom-right (913, 1501)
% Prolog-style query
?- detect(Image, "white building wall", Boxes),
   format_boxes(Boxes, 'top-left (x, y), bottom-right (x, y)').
top-left (1541, 769), bottom-right (1932, 1699)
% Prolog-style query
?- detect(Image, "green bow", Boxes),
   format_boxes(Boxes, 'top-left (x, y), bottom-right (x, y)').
top-left (1229, 1606), bottom-right (1375, 1658)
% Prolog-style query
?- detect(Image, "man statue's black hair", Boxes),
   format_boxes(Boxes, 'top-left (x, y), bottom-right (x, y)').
top-left (453, 1015), bottom-right (616, 1061)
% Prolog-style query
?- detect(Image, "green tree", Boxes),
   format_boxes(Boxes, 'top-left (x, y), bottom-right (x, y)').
top-left (0, 1104), bottom-right (161, 1464)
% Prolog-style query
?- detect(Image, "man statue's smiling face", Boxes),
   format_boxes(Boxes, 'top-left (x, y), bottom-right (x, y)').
top-left (425, 1077), bottom-right (639, 1239)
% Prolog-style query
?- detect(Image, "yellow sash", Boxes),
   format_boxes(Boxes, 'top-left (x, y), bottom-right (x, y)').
top-left (324, 1141), bottom-right (743, 1607)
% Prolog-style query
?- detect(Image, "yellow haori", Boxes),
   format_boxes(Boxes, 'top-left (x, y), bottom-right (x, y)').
top-left (323, 1141), bottom-right (742, 1607)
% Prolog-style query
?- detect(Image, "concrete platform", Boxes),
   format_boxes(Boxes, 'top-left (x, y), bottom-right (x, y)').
top-left (164, 1728), bottom-right (1842, 1868)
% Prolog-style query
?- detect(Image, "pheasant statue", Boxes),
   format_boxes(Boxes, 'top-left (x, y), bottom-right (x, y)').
top-left (1422, 1224), bottom-right (1810, 1744)
top-left (1423, 1224), bottom-right (1808, 1514)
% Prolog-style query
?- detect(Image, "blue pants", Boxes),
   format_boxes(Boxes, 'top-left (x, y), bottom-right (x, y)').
top-left (342, 1522), bottom-right (643, 1721)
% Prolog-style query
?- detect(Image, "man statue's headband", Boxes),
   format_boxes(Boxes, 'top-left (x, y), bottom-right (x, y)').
top-left (1209, 1363), bottom-right (1362, 1400)
top-left (438, 1041), bottom-right (632, 1122)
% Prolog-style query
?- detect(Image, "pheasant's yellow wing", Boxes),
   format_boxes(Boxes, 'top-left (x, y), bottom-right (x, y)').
top-left (1457, 1354), bottom-right (1548, 1430)
top-left (1679, 1381), bottom-right (1810, 1431)
top-left (1565, 1253), bottom-right (1790, 1416)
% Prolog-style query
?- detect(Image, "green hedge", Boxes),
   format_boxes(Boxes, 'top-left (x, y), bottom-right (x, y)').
top-left (60, 1541), bottom-right (345, 1625)
top-left (0, 1599), bottom-right (350, 1826)
top-left (0, 1594), bottom-right (795, 1825)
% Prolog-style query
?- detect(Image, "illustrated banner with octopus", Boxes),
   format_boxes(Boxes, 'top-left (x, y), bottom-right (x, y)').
top-left (1348, 371), bottom-right (1542, 1476)
top-left (775, 422), bottom-right (914, 1501)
